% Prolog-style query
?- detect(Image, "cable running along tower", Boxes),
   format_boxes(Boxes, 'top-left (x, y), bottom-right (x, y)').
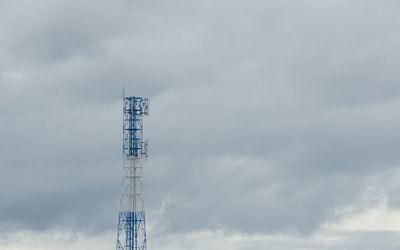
top-left (116, 95), bottom-right (149, 250)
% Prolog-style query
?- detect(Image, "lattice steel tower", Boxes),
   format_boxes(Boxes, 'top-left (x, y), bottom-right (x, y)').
top-left (116, 95), bottom-right (149, 250)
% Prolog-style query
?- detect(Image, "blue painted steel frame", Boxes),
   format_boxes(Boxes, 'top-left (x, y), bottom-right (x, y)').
top-left (123, 96), bottom-right (148, 159)
top-left (116, 211), bottom-right (147, 250)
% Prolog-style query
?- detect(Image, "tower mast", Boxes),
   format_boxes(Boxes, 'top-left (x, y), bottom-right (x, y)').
top-left (116, 96), bottom-right (149, 250)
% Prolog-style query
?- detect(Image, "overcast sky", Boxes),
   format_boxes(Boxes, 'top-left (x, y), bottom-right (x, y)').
top-left (1, 0), bottom-right (400, 249)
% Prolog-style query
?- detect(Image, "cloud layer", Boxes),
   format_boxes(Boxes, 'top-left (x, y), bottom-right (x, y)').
top-left (1, 0), bottom-right (400, 249)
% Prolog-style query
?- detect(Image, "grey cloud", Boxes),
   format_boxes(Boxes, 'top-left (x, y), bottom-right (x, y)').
top-left (0, 0), bottom-right (127, 63)
top-left (1, 0), bottom-right (400, 247)
top-left (0, 186), bottom-right (119, 232)
top-left (233, 230), bottom-right (400, 250)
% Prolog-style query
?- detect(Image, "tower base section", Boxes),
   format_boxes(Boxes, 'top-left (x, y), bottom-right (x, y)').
top-left (116, 211), bottom-right (147, 250)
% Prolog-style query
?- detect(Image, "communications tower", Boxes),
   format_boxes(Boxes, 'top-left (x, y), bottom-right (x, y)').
top-left (116, 95), bottom-right (149, 250)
